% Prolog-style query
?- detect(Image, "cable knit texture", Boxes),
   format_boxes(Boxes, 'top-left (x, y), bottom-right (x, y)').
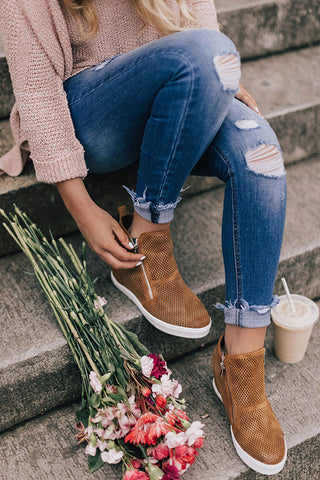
top-left (0, 0), bottom-right (218, 184)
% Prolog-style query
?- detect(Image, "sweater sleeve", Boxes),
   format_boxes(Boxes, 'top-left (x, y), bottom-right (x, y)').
top-left (182, 0), bottom-right (220, 31)
top-left (0, 0), bottom-right (88, 184)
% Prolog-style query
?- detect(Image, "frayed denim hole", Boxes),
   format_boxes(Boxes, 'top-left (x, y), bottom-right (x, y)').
top-left (245, 144), bottom-right (285, 177)
top-left (235, 119), bottom-right (260, 130)
top-left (213, 54), bottom-right (241, 91)
top-left (215, 295), bottom-right (279, 315)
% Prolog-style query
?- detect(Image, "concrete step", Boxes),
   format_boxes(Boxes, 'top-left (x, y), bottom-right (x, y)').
top-left (216, 0), bottom-right (320, 60)
top-left (1, 156), bottom-right (319, 432)
top-left (1, 44), bottom-right (320, 256)
top-left (0, 316), bottom-right (319, 480)
top-left (0, 0), bottom-right (319, 118)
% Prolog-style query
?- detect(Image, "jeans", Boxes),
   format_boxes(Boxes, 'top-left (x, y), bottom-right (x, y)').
top-left (63, 29), bottom-right (287, 328)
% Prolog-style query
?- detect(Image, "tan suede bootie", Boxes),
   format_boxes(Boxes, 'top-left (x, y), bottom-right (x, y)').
top-left (212, 335), bottom-right (287, 475)
top-left (111, 206), bottom-right (211, 338)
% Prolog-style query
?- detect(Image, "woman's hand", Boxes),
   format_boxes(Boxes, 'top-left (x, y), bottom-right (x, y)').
top-left (235, 83), bottom-right (262, 115)
top-left (56, 178), bottom-right (143, 269)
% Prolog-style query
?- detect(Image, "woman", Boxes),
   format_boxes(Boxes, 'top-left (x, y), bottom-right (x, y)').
top-left (0, 0), bottom-right (287, 475)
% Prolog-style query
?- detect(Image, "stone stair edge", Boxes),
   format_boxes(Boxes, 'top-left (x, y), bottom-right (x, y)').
top-left (0, 157), bottom-right (319, 432)
top-left (1, 318), bottom-right (319, 480)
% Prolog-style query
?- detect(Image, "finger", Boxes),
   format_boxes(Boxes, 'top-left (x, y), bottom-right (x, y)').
top-left (99, 251), bottom-right (143, 270)
top-left (106, 240), bottom-right (144, 263)
top-left (113, 225), bottom-right (134, 250)
top-left (236, 91), bottom-right (262, 116)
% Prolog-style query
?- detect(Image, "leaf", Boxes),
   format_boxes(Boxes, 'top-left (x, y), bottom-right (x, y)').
top-left (107, 392), bottom-right (125, 402)
top-left (76, 408), bottom-right (90, 428)
top-left (88, 450), bottom-right (104, 473)
top-left (89, 393), bottom-right (101, 409)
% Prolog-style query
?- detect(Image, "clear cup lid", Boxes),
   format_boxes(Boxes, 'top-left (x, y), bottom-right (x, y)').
top-left (271, 294), bottom-right (319, 329)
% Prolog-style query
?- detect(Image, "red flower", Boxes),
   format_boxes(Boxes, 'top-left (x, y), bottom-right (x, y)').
top-left (148, 353), bottom-right (168, 379)
top-left (131, 460), bottom-right (142, 469)
top-left (125, 413), bottom-right (171, 445)
top-left (169, 445), bottom-right (198, 470)
top-left (193, 436), bottom-right (204, 449)
top-left (123, 470), bottom-right (150, 480)
top-left (162, 464), bottom-right (180, 480)
top-left (175, 410), bottom-right (190, 422)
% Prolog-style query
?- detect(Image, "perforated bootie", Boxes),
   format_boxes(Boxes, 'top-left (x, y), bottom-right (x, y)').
top-left (212, 335), bottom-right (287, 475)
top-left (111, 205), bottom-right (211, 338)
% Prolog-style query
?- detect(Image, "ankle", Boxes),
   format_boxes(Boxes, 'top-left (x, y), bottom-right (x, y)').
top-left (224, 325), bottom-right (267, 355)
top-left (129, 211), bottom-right (170, 238)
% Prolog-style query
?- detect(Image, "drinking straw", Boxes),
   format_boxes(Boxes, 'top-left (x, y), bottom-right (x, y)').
top-left (281, 277), bottom-right (296, 313)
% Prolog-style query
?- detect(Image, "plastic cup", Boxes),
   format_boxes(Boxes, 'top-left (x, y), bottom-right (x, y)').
top-left (271, 294), bottom-right (319, 363)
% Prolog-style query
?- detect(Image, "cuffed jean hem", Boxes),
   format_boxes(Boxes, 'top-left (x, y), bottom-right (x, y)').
top-left (123, 185), bottom-right (181, 223)
top-left (215, 295), bottom-right (279, 328)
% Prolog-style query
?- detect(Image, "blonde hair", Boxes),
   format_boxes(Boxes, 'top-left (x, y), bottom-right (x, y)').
top-left (62, 0), bottom-right (197, 37)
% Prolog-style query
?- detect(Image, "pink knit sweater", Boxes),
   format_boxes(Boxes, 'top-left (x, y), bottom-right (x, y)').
top-left (0, 0), bottom-right (218, 184)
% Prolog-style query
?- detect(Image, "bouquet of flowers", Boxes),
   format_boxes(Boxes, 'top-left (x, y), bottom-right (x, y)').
top-left (1, 206), bottom-right (204, 480)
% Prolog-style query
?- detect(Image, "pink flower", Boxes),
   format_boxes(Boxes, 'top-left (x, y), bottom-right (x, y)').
top-left (102, 423), bottom-right (117, 440)
top-left (74, 423), bottom-right (93, 444)
top-left (101, 448), bottom-right (123, 464)
top-left (85, 442), bottom-right (97, 456)
top-left (123, 470), bottom-right (150, 480)
top-left (117, 402), bottom-right (128, 416)
top-left (152, 375), bottom-right (182, 399)
top-left (148, 353), bottom-right (168, 379)
top-left (93, 428), bottom-right (105, 437)
top-left (117, 415), bottom-right (132, 437)
top-left (97, 439), bottom-right (107, 452)
top-left (128, 395), bottom-right (142, 418)
top-left (94, 296), bottom-right (107, 309)
top-left (89, 371), bottom-right (102, 395)
top-left (184, 421), bottom-right (204, 446)
top-left (152, 443), bottom-right (170, 460)
top-left (141, 355), bottom-right (154, 377)
top-left (91, 407), bottom-right (114, 427)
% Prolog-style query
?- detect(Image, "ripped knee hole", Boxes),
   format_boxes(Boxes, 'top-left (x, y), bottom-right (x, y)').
top-left (245, 144), bottom-right (285, 177)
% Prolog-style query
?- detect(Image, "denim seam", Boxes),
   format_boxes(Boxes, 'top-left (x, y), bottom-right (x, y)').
top-left (209, 144), bottom-right (243, 326)
top-left (66, 51), bottom-right (196, 107)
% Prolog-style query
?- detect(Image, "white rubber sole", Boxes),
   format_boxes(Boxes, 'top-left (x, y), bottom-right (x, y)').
top-left (212, 377), bottom-right (287, 475)
top-left (111, 271), bottom-right (211, 338)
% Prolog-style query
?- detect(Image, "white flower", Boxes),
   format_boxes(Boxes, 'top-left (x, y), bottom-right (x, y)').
top-left (89, 371), bottom-right (102, 395)
top-left (141, 355), bottom-right (154, 377)
top-left (85, 443), bottom-right (97, 456)
top-left (97, 439), bottom-right (107, 452)
top-left (84, 426), bottom-right (93, 438)
top-left (165, 431), bottom-right (186, 449)
top-left (152, 374), bottom-right (182, 398)
top-left (184, 421), bottom-right (204, 446)
top-left (101, 449), bottom-right (123, 464)
top-left (93, 428), bottom-right (104, 437)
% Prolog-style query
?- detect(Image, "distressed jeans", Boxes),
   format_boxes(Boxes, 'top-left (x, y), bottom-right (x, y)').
top-left (63, 29), bottom-right (287, 328)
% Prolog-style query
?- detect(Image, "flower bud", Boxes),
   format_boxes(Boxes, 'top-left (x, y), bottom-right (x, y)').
top-left (148, 463), bottom-right (164, 480)
top-left (141, 387), bottom-right (151, 397)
